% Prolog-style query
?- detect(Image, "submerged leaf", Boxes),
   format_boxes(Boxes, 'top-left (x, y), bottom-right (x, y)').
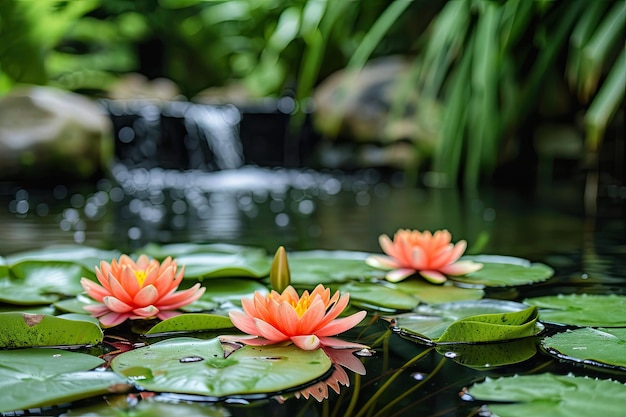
top-left (0, 312), bottom-right (103, 348)
top-left (0, 349), bottom-right (128, 413)
top-left (468, 374), bottom-right (626, 417)
top-left (110, 337), bottom-right (332, 398)
top-left (524, 294), bottom-right (626, 327)
top-left (437, 337), bottom-right (537, 369)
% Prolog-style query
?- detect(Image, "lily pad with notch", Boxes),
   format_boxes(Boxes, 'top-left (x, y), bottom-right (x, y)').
top-left (451, 255), bottom-right (554, 287)
top-left (110, 337), bottom-right (332, 399)
top-left (389, 299), bottom-right (542, 345)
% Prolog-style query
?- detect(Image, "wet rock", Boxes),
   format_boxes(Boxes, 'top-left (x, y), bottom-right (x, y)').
top-left (0, 86), bottom-right (113, 182)
top-left (312, 56), bottom-right (439, 169)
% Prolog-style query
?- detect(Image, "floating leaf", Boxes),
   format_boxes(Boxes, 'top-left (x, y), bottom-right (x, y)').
top-left (542, 327), bottom-right (626, 371)
top-left (66, 399), bottom-right (230, 417)
top-left (452, 255), bottom-right (554, 287)
top-left (394, 279), bottom-right (484, 304)
top-left (391, 299), bottom-right (542, 345)
top-left (145, 314), bottom-right (233, 335)
top-left (176, 253), bottom-right (271, 279)
top-left (0, 312), bottom-right (103, 348)
top-left (0, 261), bottom-right (93, 305)
top-left (339, 281), bottom-right (420, 311)
top-left (140, 242), bottom-right (266, 260)
top-left (288, 251), bottom-right (385, 285)
top-left (6, 245), bottom-right (120, 271)
top-left (468, 374), bottom-right (626, 417)
top-left (437, 337), bottom-right (537, 370)
top-left (197, 278), bottom-right (269, 305)
top-left (524, 294), bottom-right (626, 327)
top-left (110, 337), bottom-right (331, 398)
top-left (0, 348), bottom-right (129, 413)
top-left (54, 294), bottom-right (99, 314)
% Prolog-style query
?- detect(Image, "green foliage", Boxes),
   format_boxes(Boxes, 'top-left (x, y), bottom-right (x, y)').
top-left (468, 374), bottom-right (626, 417)
top-left (525, 293), bottom-right (626, 327)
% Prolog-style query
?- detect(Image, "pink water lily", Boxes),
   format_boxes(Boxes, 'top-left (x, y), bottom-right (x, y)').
top-left (366, 229), bottom-right (482, 284)
top-left (226, 284), bottom-right (367, 351)
top-left (80, 255), bottom-right (205, 327)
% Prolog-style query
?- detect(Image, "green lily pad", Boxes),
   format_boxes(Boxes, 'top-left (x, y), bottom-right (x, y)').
top-left (437, 337), bottom-right (537, 370)
top-left (394, 279), bottom-right (484, 304)
top-left (467, 374), bottom-right (626, 417)
top-left (145, 314), bottom-right (234, 335)
top-left (0, 260), bottom-right (94, 305)
top-left (54, 294), bottom-right (99, 314)
top-left (0, 305), bottom-right (55, 315)
top-left (451, 255), bottom-right (554, 287)
top-left (176, 253), bottom-right (271, 279)
top-left (288, 250), bottom-right (385, 285)
top-left (542, 327), bottom-right (626, 371)
top-left (6, 245), bottom-right (120, 271)
top-left (66, 399), bottom-right (230, 417)
top-left (110, 337), bottom-right (332, 398)
top-left (197, 278), bottom-right (269, 305)
top-left (0, 312), bottom-right (103, 348)
top-left (339, 281), bottom-right (420, 311)
top-left (391, 299), bottom-right (542, 345)
top-left (524, 294), bottom-right (626, 327)
top-left (140, 242), bottom-right (266, 260)
top-left (0, 348), bottom-right (129, 413)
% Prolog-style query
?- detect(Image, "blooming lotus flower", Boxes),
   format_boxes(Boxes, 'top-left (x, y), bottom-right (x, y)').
top-left (80, 255), bottom-right (205, 327)
top-left (295, 347), bottom-right (366, 401)
top-left (365, 229), bottom-right (482, 284)
top-left (227, 284), bottom-right (367, 351)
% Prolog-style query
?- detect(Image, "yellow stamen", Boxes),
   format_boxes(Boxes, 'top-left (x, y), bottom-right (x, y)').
top-left (134, 269), bottom-right (148, 287)
top-left (291, 294), bottom-right (312, 317)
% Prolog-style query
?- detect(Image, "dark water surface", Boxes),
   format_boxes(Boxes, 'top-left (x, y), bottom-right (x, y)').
top-left (1, 167), bottom-right (625, 416)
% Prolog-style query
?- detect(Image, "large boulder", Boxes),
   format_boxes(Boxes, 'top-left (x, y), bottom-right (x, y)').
top-left (0, 86), bottom-right (113, 182)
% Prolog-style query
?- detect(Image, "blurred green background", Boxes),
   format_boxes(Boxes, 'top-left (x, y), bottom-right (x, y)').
top-left (0, 0), bottom-right (623, 188)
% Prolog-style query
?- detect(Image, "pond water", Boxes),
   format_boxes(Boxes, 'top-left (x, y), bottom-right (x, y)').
top-left (1, 163), bottom-right (624, 416)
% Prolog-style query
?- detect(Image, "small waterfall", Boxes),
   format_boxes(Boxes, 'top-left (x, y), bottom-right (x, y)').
top-left (103, 99), bottom-right (243, 171)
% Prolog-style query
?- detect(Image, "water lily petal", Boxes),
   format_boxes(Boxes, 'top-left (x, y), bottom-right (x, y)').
top-left (99, 311), bottom-right (129, 328)
top-left (278, 300), bottom-right (301, 336)
top-left (365, 255), bottom-right (399, 269)
top-left (133, 284), bottom-right (159, 306)
top-left (441, 259), bottom-right (483, 276)
top-left (254, 318), bottom-right (289, 342)
top-left (385, 268), bottom-right (416, 282)
top-left (132, 305), bottom-right (159, 317)
top-left (419, 270), bottom-right (447, 284)
top-left (157, 284), bottom-right (205, 310)
top-left (103, 296), bottom-right (134, 313)
top-left (83, 303), bottom-right (111, 317)
top-left (298, 298), bottom-right (327, 334)
top-left (80, 278), bottom-right (109, 302)
top-left (291, 334), bottom-right (321, 350)
top-left (157, 310), bottom-right (181, 320)
top-left (319, 337), bottom-right (369, 351)
top-left (229, 310), bottom-right (260, 336)
top-left (316, 311), bottom-right (367, 337)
